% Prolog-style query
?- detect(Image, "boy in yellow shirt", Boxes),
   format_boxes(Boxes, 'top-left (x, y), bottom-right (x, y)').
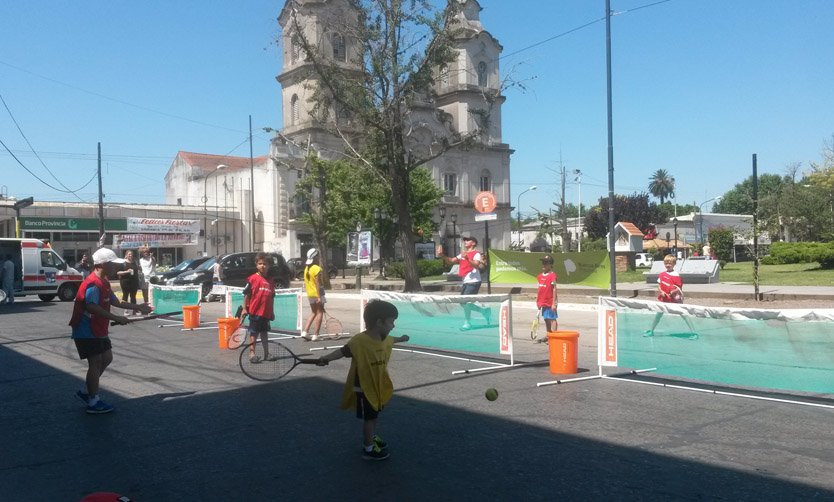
top-left (318, 300), bottom-right (409, 460)
top-left (301, 248), bottom-right (324, 341)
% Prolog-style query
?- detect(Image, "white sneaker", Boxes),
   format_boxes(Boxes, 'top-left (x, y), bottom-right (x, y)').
top-left (310, 334), bottom-right (320, 342)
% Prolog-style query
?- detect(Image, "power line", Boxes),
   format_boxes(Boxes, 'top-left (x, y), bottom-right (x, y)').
top-left (0, 136), bottom-right (97, 195)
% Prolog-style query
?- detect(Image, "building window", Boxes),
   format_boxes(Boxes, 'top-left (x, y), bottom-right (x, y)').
top-left (290, 95), bottom-right (299, 125)
top-left (332, 32), bottom-right (346, 62)
top-left (443, 173), bottom-right (457, 196)
top-left (477, 61), bottom-right (487, 87)
top-left (291, 34), bottom-right (304, 63)
top-left (479, 172), bottom-right (491, 192)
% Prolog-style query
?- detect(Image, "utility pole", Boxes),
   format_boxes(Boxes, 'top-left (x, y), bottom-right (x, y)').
top-left (249, 115), bottom-right (256, 252)
top-left (605, 0), bottom-right (617, 297)
top-left (97, 142), bottom-right (105, 244)
top-left (559, 162), bottom-right (569, 251)
top-left (575, 169), bottom-right (582, 252)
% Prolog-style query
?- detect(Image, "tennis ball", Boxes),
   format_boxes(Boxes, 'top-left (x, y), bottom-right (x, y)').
top-left (485, 388), bottom-right (498, 401)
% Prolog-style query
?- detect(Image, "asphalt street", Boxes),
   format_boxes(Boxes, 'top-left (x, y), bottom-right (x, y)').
top-left (1, 293), bottom-right (832, 501)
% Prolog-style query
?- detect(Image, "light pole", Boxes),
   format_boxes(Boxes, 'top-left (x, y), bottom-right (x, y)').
top-left (672, 217), bottom-right (678, 257)
top-left (451, 213), bottom-right (458, 257)
top-left (574, 169), bottom-right (582, 252)
top-left (516, 185), bottom-right (537, 248)
top-left (374, 207), bottom-right (387, 280)
top-left (203, 164), bottom-right (227, 255)
top-left (439, 206), bottom-right (447, 255)
top-left (698, 196), bottom-right (722, 244)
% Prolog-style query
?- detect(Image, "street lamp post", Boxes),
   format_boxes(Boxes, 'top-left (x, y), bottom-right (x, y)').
top-left (672, 217), bottom-right (678, 257)
top-left (203, 165), bottom-right (227, 255)
top-left (698, 196), bottom-right (722, 244)
top-left (439, 206), bottom-right (447, 255)
top-left (516, 185), bottom-right (537, 249)
top-left (451, 213), bottom-right (458, 257)
top-left (374, 207), bottom-right (387, 280)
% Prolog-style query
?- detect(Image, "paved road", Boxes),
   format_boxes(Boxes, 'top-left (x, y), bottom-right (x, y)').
top-left (1, 294), bottom-right (832, 501)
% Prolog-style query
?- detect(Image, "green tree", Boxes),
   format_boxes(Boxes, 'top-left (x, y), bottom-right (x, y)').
top-left (708, 226), bottom-right (735, 264)
top-left (648, 169), bottom-right (675, 203)
top-left (296, 157), bottom-right (443, 281)
top-left (287, 1), bottom-right (511, 291)
top-left (583, 193), bottom-right (662, 240)
top-left (713, 174), bottom-right (784, 215)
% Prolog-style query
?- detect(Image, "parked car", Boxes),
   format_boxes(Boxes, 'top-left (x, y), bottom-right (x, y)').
top-left (150, 256), bottom-right (211, 285)
top-left (287, 257), bottom-right (338, 281)
top-left (635, 253), bottom-right (654, 268)
top-left (169, 252), bottom-right (290, 299)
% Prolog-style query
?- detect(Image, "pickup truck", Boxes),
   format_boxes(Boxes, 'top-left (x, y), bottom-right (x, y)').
top-left (0, 238), bottom-right (82, 302)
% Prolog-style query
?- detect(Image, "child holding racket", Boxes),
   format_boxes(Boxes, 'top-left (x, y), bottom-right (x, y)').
top-left (69, 248), bottom-right (152, 414)
top-left (317, 300), bottom-right (410, 461)
top-left (644, 254), bottom-right (696, 337)
top-left (242, 253), bottom-right (276, 363)
top-left (534, 255), bottom-right (558, 343)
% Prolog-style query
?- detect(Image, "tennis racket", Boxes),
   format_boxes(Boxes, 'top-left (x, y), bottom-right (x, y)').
top-left (110, 311), bottom-right (182, 326)
top-left (323, 310), bottom-right (346, 337)
top-left (239, 341), bottom-right (323, 381)
top-left (530, 312), bottom-right (541, 340)
top-left (658, 275), bottom-right (684, 303)
top-left (0, 290), bottom-right (6, 303)
top-left (227, 306), bottom-right (248, 350)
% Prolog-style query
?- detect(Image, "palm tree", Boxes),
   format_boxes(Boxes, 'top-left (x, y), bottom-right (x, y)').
top-left (648, 169), bottom-right (675, 203)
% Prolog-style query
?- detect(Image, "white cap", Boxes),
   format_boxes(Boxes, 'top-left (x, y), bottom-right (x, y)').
top-left (305, 248), bottom-right (318, 265)
top-left (93, 248), bottom-right (126, 265)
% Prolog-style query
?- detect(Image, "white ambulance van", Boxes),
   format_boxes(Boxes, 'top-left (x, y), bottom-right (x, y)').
top-left (0, 238), bottom-right (83, 302)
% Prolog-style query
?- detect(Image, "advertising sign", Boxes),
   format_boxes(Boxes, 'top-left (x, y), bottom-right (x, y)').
top-left (113, 233), bottom-right (198, 249)
top-left (489, 249), bottom-right (611, 289)
top-left (126, 218), bottom-right (200, 234)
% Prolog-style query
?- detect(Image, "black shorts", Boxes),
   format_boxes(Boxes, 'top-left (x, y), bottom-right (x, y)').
top-left (74, 337), bottom-right (112, 359)
top-left (248, 315), bottom-right (271, 334)
top-left (355, 392), bottom-right (381, 421)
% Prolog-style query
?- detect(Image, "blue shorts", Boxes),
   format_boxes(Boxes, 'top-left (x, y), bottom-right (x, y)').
top-left (540, 306), bottom-right (558, 320)
top-left (248, 314), bottom-right (271, 334)
top-left (460, 282), bottom-right (482, 295)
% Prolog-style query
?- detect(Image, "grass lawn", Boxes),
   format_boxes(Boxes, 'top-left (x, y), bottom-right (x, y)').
top-left (620, 262), bottom-right (834, 286)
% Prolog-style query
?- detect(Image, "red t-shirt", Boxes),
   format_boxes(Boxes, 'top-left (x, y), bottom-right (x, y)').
top-left (457, 250), bottom-right (480, 277)
top-left (657, 271), bottom-right (683, 303)
top-left (244, 272), bottom-right (276, 319)
top-left (536, 271), bottom-right (558, 307)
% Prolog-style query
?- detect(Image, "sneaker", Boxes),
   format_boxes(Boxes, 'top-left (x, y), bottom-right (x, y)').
top-left (310, 334), bottom-right (320, 342)
top-left (86, 400), bottom-right (114, 414)
top-left (642, 330), bottom-right (654, 337)
top-left (301, 332), bottom-right (312, 341)
top-left (249, 355), bottom-right (262, 364)
top-left (373, 435), bottom-right (388, 450)
top-left (460, 322), bottom-right (472, 331)
top-left (362, 444), bottom-right (390, 461)
top-left (76, 390), bottom-right (89, 404)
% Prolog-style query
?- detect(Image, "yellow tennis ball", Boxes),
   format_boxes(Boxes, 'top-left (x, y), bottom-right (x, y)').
top-left (485, 388), bottom-right (498, 401)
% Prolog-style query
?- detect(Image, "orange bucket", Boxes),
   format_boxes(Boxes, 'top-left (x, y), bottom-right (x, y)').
top-left (182, 305), bottom-right (201, 329)
top-left (217, 317), bottom-right (240, 349)
top-left (547, 330), bottom-right (579, 374)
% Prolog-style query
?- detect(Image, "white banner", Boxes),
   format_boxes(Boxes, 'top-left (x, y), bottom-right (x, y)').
top-left (126, 217), bottom-right (200, 234)
top-left (113, 233), bottom-right (199, 249)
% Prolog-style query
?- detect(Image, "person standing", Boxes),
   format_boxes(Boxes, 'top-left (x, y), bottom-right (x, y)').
top-left (1, 254), bottom-right (14, 305)
top-left (440, 236), bottom-right (491, 330)
top-left (535, 255), bottom-right (559, 343)
top-left (69, 248), bottom-right (152, 414)
top-left (116, 250), bottom-right (140, 312)
top-left (301, 248), bottom-right (325, 341)
top-left (138, 247), bottom-right (156, 302)
top-left (76, 253), bottom-right (93, 279)
top-left (644, 254), bottom-right (696, 337)
top-left (241, 253), bottom-right (276, 363)
top-left (317, 300), bottom-right (410, 461)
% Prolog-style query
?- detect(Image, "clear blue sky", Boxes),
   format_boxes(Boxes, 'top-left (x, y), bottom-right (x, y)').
top-left (1, 0), bottom-right (832, 218)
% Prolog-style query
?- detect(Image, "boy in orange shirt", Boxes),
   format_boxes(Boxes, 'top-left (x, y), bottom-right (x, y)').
top-left (535, 255), bottom-right (558, 343)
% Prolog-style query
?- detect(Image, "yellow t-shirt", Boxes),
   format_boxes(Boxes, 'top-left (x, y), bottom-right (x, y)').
top-left (304, 264), bottom-right (322, 298)
top-left (340, 331), bottom-right (395, 412)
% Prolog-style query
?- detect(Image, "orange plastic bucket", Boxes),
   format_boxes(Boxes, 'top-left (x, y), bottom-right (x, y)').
top-left (182, 305), bottom-right (201, 329)
top-left (217, 317), bottom-right (240, 349)
top-left (547, 330), bottom-right (579, 374)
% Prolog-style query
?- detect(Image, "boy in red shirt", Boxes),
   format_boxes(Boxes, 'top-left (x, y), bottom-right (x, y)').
top-left (535, 255), bottom-right (558, 343)
top-left (644, 254), bottom-right (696, 337)
top-left (241, 253), bottom-right (276, 363)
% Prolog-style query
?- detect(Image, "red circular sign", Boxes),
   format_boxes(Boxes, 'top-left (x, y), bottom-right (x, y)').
top-left (474, 191), bottom-right (497, 214)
